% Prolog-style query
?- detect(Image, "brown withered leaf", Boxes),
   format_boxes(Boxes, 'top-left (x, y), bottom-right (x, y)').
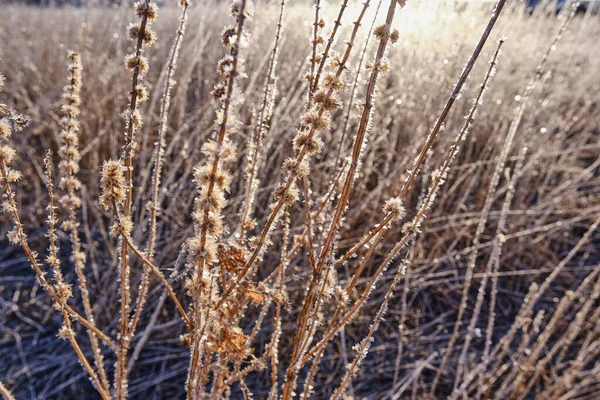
top-left (240, 285), bottom-right (266, 306)
top-left (217, 242), bottom-right (247, 274)
top-left (222, 326), bottom-right (251, 361)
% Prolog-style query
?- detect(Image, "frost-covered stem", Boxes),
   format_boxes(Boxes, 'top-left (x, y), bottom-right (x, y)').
top-left (268, 211), bottom-right (290, 399)
top-left (117, 1), bottom-right (155, 396)
top-left (218, 0), bottom-right (373, 309)
top-left (300, 227), bottom-right (387, 399)
top-left (310, 0), bottom-right (349, 98)
top-left (58, 51), bottom-right (110, 393)
top-left (481, 217), bottom-right (600, 394)
top-left (446, 5), bottom-right (579, 394)
top-left (187, 1), bottom-right (249, 396)
top-left (334, 0), bottom-right (382, 170)
top-left (301, 175), bottom-right (317, 271)
top-left (399, 0), bottom-right (506, 201)
top-left (514, 271), bottom-right (600, 399)
top-left (302, 35), bottom-right (502, 366)
top-left (330, 107), bottom-right (478, 397)
top-left (239, 0), bottom-right (285, 240)
top-left (443, 39), bottom-right (504, 390)
top-left (0, 159), bottom-right (118, 351)
top-left (315, 0), bottom-right (396, 277)
top-left (331, 143), bottom-right (455, 397)
top-left (333, 0), bottom-right (506, 277)
top-left (476, 149), bottom-right (526, 400)
top-left (334, 214), bottom-right (393, 268)
top-left (121, 231), bottom-right (192, 327)
top-left (307, 0), bottom-right (321, 104)
top-left (497, 291), bottom-right (575, 398)
top-left (130, 0), bottom-right (189, 342)
top-left (108, 185), bottom-right (191, 330)
top-left (61, 308), bottom-right (111, 400)
top-left (45, 155), bottom-right (111, 400)
top-left (331, 256), bottom-right (410, 400)
top-left (0, 382), bottom-right (15, 400)
top-left (456, 221), bottom-right (599, 399)
top-left (285, 3), bottom-right (401, 392)
top-left (392, 243), bottom-right (413, 386)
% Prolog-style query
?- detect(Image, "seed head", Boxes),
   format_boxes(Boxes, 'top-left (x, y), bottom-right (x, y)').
top-left (128, 23), bottom-right (156, 45)
top-left (294, 131), bottom-right (324, 155)
top-left (217, 55), bottom-right (235, 76)
top-left (273, 182), bottom-right (299, 206)
top-left (134, 84), bottom-right (149, 102)
top-left (303, 111), bottom-right (330, 131)
top-left (5, 168), bottom-right (22, 182)
top-left (58, 325), bottom-right (75, 339)
top-left (55, 282), bottom-right (73, 300)
top-left (125, 55), bottom-right (149, 74)
top-left (0, 145), bottom-right (16, 164)
top-left (383, 197), bottom-right (406, 221)
top-left (10, 114), bottom-right (29, 132)
top-left (313, 90), bottom-right (339, 111)
top-left (222, 26), bottom-right (237, 47)
top-left (100, 160), bottom-right (126, 210)
top-left (374, 24), bottom-right (390, 41)
top-left (0, 118), bottom-right (11, 139)
top-left (110, 216), bottom-right (133, 237)
top-left (322, 74), bottom-right (345, 90)
top-left (8, 227), bottom-right (26, 245)
top-left (135, 1), bottom-right (158, 21)
top-left (211, 82), bottom-right (227, 101)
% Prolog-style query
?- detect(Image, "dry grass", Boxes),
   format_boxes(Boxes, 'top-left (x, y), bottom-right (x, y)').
top-left (1, 0), bottom-right (599, 399)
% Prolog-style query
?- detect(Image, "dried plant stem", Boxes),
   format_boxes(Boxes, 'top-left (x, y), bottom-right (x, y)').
top-left (513, 268), bottom-right (600, 399)
top-left (451, 6), bottom-right (581, 396)
top-left (58, 52), bottom-right (110, 393)
top-left (0, 159), bottom-right (118, 352)
top-left (187, 1), bottom-right (250, 396)
top-left (129, 0), bottom-right (189, 344)
top-left (219, 0), bottom-right (372, 310)
top-left (399, 0), bottom-right (506, 201)
top-left (310, 0), bottom-right (349, 98)
top-left (61, 309), bottom-right (112, 400)
top-left (44, 155), bottom-right (111, 400)
top-left (65, 186), bottom-right (110, 392)
top-left (334, 0), bottom-right (382, 170)
top-left (330, 67), bottom-right (497, 394)
top-left (497, 290), bottom-right (575, 398)
top-left (314, 0), bottom-right (395, 274)
top-left (239, 0), bottom-right (285, 240)
top-left (455, 216), bottom-right (600, 399)
top-left (295, 1), bottom-right (508, 391)
top-left (430, 39), bottom-right (504, 392)
top-left (280, 2), bottom-right (379, 396)
top-left (334, 0), bottom-right (507, 270)
top-left (110, 201), bottom-right (192, 328)
top-left (487, 217), bottom-right (600, 389)
top-left (334, 214), bottom-right (393, 268)
top-left (0, 382), bottom-right (15, 400)
top-left (300, 227), bottom-right (388, 399)
top-left (307, 0), bottom-right (321, 104)
top-left (301, 37), bottom-right (504, 369)
top-left (475, 147), bottom-right (526, 400)
top-left (116, 1), bottom-right (155, 396)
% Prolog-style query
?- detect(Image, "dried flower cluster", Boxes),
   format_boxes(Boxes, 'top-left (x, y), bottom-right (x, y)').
top-left (186, 1), bottom-right (255, 397)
